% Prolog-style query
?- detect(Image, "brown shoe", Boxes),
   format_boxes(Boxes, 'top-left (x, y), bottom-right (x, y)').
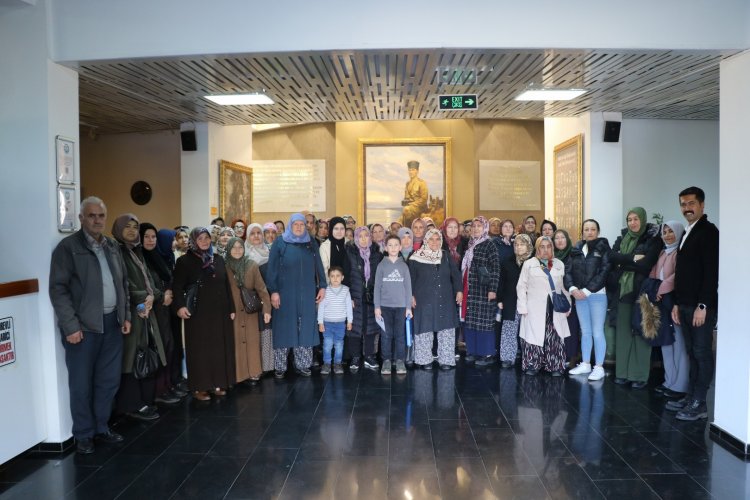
top-left (193, 391), bottom-right (210, 401)
top-left (212, 388), bottom-right (227, 396)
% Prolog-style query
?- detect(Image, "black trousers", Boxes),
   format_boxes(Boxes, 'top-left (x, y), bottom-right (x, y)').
top-left (115, 374), bottom-right (156, 414)
top-left (344, 333), bottom-right (377, 360)
top-left (679, 305), bottom-right (716, 401)
top-left (62, 311), bottom-right (123, 440)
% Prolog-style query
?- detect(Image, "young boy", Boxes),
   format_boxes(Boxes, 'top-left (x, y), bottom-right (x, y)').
top-left (374, 234), bottom-right (413, 375)
top-left (317, 266), bottom-right (353, 375)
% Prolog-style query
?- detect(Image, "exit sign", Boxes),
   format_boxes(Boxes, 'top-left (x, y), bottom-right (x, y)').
top-left (438, 94), bottom-right (478, 110)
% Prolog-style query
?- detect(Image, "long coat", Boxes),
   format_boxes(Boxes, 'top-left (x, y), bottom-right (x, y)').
top-left (265, 238), bottom-right (326, 348)
top-left (516, 257), bottom-right (571, 347)
top-left (343, 242), bottom-right (383, 336)
top-left (172, 253), bottom-right (236, 391)
top-left (499, 256), bottom-right (522, 321)
top-left (118, 244), bottom-right (166, 374)
top-left (227, 262), bottom-right (272, 381)
top-left (409, 252), bottom-right (462, 334)
top-left (463, 239), bottom-right (501, 331)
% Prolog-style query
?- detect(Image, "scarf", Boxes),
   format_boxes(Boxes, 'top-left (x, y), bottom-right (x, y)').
top-left (189, 227), bottom-right (215, 273)
top-left (245, 223), bottom-right (270, 265)
top-left (327, 216), bottom-right (348, 269)
top-left (224, 237), bottom-right (251, 286)
top-left (553, 229), bottom-right (573, 261)
top-left (112, 214), bottom-right (153, 296)
top-left (535, 236), bottom-right (554, 269)
top-left (514, 234), bottom-right (533, 267)
top-left (662, 220), bottom-right (685, 255)
top-left (411, 218), bottom-right (425, 251)
top-left (282, 213), bottom-right (311, 244)
top-left (488, 217), bottom-right (502, 238)
top-left (441, 217), bottom-right (462, 264)
top-left (618, 207), bottom-right (647, 298)
top-left (410, 228), bottom-right (443, 264)
top-left (354, 226), bottom-right (372, 282)
top-left (216, 227), bottom-right (235, 259)
top-left (156, 229), bottom-right (176, 270)
top-left (139, 222), bottom-right (172, 284)
top-left (230, 218), bottom-right (247, 241)
top-left (462, 216), bottom-right (489, 273)
top-left (398, 228), bottom-right (413, 259)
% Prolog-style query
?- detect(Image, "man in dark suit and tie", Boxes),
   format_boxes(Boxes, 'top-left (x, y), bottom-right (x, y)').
top-left (667, 186), bottom-right (719, 421)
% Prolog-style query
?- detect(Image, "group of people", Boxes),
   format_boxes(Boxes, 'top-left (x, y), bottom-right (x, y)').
top-left (49, 185), bottom-right (718, 455)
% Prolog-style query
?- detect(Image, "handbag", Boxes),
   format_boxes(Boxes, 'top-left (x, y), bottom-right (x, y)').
top-left (261, 328), bottom-right (274, 372)
top-left (541, 265), bottom-right (571, 314)
top-left (240, 285), bottom-right (263, 314)
top-left (133, 318), bottom-right (160, 379)
top-left (184, 279), bottom-right (201, 315)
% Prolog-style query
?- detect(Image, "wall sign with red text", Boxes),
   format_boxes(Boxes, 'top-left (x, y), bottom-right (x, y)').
top-left (0, 317), bottom-right (16, 367)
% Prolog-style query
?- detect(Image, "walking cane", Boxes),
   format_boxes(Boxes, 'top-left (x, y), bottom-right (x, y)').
top-left (181, 318), bottom-right (188, 379)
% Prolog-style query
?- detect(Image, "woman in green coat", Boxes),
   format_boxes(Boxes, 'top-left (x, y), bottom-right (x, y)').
top-left (112, 214), bottom-right (166, 421)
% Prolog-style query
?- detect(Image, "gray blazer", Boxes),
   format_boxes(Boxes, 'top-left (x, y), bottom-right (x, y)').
top-left (49, 230), bottom-right (130, 336)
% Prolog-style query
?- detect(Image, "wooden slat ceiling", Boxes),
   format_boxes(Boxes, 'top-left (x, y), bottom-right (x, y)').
top-left (75, 48), bottom-right (736, 134)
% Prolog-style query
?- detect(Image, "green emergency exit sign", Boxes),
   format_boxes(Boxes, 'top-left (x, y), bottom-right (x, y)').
top-left (438, 94), bottom-right (478, 110)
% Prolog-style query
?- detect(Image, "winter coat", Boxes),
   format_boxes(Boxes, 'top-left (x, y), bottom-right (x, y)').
top-left (607, 223), bottom-right (662, 304)
top-left (463, 240), bottom-right (501, 331)
top-left (442, 235), bottom-right (469, 267)
top-left (265, 238), bottom-right (326, 348)
top-left (563, 238), bottom-right (612, 294)
top-left (491, 237), bottom-right (515, 298)
top-left (343, 242), bottom-right (383, 336)
top-left (499, 255), bottom-right (522, 321)
top-left (517, 257), bottom-right (571, 347)
top-left (409, 252), bottom-right (462, 334)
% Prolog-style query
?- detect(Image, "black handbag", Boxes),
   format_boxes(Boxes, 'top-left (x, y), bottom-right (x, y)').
top-left (184, 279), bottom-right (201, 315)
top-left (541, 265), bottom-right (571, 314)
top-left (240, 285), bottom-right (263, 314)
top-left (133, 318), bottom-right (159, 379)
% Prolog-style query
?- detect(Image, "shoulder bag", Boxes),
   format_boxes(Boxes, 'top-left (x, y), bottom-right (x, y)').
top-left (240, 283), bottom-right (263, 314)
top-left (541, 265), bottom-right (571, 314)
top-left (184, 279), bottom-right (201, 315)
top-left (133, 317), bottom-right (160, 379)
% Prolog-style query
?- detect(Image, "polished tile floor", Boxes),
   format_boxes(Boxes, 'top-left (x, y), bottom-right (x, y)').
top-left (1, 362), bottom-right (748, 499)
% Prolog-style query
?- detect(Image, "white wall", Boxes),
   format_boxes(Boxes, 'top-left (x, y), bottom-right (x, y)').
top-left (622, 119), bottom-right (719, 228)
top-left (50, 0), bottom-right (750, 62)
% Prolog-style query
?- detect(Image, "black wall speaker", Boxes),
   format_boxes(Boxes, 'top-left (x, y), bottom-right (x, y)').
top-left (180, 130), bottom-right (197, 151)
top-left (603, 121), bottom-right (621, 143)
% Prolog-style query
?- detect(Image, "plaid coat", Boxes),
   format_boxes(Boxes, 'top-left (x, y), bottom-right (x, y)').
top-left (464, 240), bottom-right (501, 331)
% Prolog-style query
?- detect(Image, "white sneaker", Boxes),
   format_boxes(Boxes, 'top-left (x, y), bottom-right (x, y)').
top-left (588, 365), bottom-right (605, 381)
top-left (568, 362), bottom-right (592, 375)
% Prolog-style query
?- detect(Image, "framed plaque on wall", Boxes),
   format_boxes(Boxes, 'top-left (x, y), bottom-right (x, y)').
top-left (553, 134), bottom-right (583, 238)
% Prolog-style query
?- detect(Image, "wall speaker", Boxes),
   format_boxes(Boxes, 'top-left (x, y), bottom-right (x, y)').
top-left (180, 130), bottom-right (197, 151)
top-left (603, 121), bottom-right (621, 143)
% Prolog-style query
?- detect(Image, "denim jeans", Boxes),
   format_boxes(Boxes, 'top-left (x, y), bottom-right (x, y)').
top-left (575, 293), bottom-right (607, 366)
top-left (381, 307), bottom-right (406, 361)
top-left (322, 321), bottom-right (346, 364)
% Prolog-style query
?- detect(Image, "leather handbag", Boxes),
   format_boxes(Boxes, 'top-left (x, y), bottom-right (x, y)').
top-left (541, 265), bottom-right (571, 314)
top-left (240, 285), bottom-right (263, 314)
top-left (133, 318), bottom-right (160, 379)
top-left (184, 279), bottom-right (201, 315)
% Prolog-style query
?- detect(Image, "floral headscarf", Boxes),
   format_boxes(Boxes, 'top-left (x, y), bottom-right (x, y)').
top-left (189, 227), bottom-right (215, 273)
top-left (410, 228), bottom-right (443, 264)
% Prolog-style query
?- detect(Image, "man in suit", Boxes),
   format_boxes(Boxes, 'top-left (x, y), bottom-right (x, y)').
top-left (49, 196), bottom-right (132, 453)
top-left (667, 186), bottom-right (719, 421)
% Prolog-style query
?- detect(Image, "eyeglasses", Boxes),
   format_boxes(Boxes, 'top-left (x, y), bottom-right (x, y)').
top-left (233, 224), bottom-right (245, 229)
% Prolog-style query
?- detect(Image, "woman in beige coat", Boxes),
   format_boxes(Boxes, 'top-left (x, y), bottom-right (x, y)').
top-left (516, 236), bottom-right (571, 376)
top-left (224, 237), bottom-right (272, 385)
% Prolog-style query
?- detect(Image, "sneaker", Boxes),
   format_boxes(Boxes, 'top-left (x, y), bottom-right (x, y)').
top-left (676, 399), bottom-right (708, 421)
top-left (320, 364), bottom-right (331, 375)
top-left (364, 357), bottom-right (379, 371)
top-left (381, 360), bottom-right (392, 375)
top-left (333, 363), bottom-right (345, 375)
top-left (568, 362), bottom-right (592, 375)
top-left (155, 392), bottom-right (180, 404)
top-left (395, 359), bottom-right (407, 374)
top-left (128, 405), bottom-right (159, 421)
top-left (295, 368), bottom-right (312, 377)
top-left (349, 357), bottom-right (361, 373)
top-left (666, 396), bottom-right (690, 412)
top-left (587, 366), bottom-right (605, 381)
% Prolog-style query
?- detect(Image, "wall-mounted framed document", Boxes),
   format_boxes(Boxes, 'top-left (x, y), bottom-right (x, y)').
top-left (57, 184), bottom-right (77, 233)
top-left (553, 134), bottom-right (583, 237)
top-left (55, 136), bottom-right (75, 184)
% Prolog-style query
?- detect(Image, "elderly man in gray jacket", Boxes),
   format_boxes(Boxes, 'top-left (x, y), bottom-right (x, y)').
top-left (49, 196), bottom-right (131, 454)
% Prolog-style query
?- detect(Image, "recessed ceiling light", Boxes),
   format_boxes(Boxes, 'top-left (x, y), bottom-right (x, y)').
top-left (251, 124), bottom-right (281, 131)
top-left (514, 88), bottom-right (587, 101)
top-left (204, 93), bottom-right (274, 105)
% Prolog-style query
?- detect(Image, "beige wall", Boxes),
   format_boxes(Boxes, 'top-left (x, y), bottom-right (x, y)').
top-left (81, 130), bottom-right (181, 232)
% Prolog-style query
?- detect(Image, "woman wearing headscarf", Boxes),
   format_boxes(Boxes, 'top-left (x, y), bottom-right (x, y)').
top-left (488, 217), bottom-right (503, 238)
top-left (398, 228), bottom-right (414, 261)
top-left (411, 218), bottom-right (426, 252)
top-left (320, 216), bottom-right (348, 282)
top-left (265, 213), bottom-right (326, 378)
top-left (207, 224), bottom-right (221, 253)
top-left (139, 223), bottom-right (181, 404)
top-left (343, 225), bottom-right (384, 372)
top-left (371, 223), bottom-right (387, 253)
top-left (173, 227), bottom-right (189, 261)
top-left (516, 236), bottom-right (571, 376)
top-left (172, 227), bottom-right (236, 400)
top-left (565, 219), bottom-right (612, 381)
top-left (112, 215), bottom-right (166, 420)
top-left (498, 234), bottom-right (533, 368)
top-left (230, 218), bottom-right (247, 241)
top-left (608, 207), bottom-right (662, 388)
top-left (553, 229), bottom-right (581, 365)
top-left (262, 222), bottom-right (277, 247)
top-left (215, 226), bottom-right (235, 259)
top-left (410, 228), bottom-right (463, 370)
top-left (245, 223), bottom-right (270, 266)
top-left (441, 217), bottom-right (468, 267)
top-left (156, 228), bottom-right (185, 390)
top-left (461, 216), bottom-right (501, 366)
top-left (647, 221), bottom-right (688, 397)
top-left (521, 215), bottom-right (540, 246)
top-left (224, 237), bottom-right (272, 385)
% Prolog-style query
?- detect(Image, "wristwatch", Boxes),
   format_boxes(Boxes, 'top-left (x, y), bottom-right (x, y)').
top-left (697, 303), bottom-right (707, 311)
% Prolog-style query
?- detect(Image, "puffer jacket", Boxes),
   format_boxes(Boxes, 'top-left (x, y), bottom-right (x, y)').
top-left (607, 223), bottom-right (662, 305)
top-left (343, 242), bottom-right (383, 335)
top-left (563, 237), bottom-right (612, 294)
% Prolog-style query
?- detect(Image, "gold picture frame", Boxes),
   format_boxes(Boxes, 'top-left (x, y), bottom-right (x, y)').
top-left (358, 137), bottom-right (452, 227)
top-left (219, 160), bottom-right (253, 223)
top-left (553, 134), bottom-right (583, 238)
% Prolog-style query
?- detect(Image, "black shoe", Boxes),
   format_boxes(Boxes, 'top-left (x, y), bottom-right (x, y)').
top-left (76, 437), bottom-right (94, 454)
top-left (664, 388), bottom-right (686, 399)
top-left (171, 386), bottom-right (189, 398)
top-left (550, 370), bottom-right (564, 377)
top-left (666, 396), bottom-right (689, 412)
top-left (524, 369), bottom-right (538, 376)
top-left (464, 355), bottom-right (476, 363)
top-left (654, 384), bottom-right (667, 394)
top-left (364, 357), bottom-right (379, 371)
top-left (631, 381), bottom-right (647, 389)
top-left (475, 355), bottom-right (494, 366)
top-left (349, 357), bottom-right (361, 373)
top-left (676, 399), bottom-right (708, 421)
top-left (439, 364), bottom-right (454, 371)
top-left (155, 392), bottom-right (181, 404)
top-left (128, 406), bottom-right (160, 421)
top-left (500, 361), bottom-right (514, 369)
top-left (422, 363), bottom-right (433, 371)
top-left (95, 430), bottom-right (124, 443)
top-left (614, 377), bottom-right (629, 385)
top-left (274, 370), bottom-right (286, 379)
top-left (295, 368), bottom-right (312, 377)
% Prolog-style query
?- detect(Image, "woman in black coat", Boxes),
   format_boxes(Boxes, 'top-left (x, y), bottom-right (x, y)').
top-left (498, 234), bottom-right (533, 368)
top-left (410, 228), bottom-right (463, 370)
top-left (343, 226), bottom-right (383, 372)
top-left (607, 207), bottom-right (662, 388)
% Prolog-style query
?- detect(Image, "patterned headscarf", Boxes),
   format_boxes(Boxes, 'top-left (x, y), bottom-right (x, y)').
top-left (461, 216), bottom-right (489, 273)
top-left (410, 228), bottom-right (443, 264)
top-left (216, 226), bottom-right (235, 258)
top-left (282, 213), bottom-right (312, 244)
top-left (354, 226), bottom-right (372, 282)
top-left (189, 227), bottom-right (215, 272)
top-left (514, 233), bottom-right (534, 266)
